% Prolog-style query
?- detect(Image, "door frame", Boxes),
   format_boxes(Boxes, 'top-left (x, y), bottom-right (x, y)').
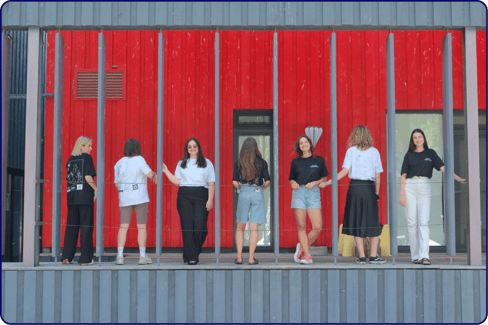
top-left (232, 109), bottom-right (274, 252)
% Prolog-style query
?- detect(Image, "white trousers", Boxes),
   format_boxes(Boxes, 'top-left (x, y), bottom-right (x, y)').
top-left (404, 177), bottom-right (431, 261)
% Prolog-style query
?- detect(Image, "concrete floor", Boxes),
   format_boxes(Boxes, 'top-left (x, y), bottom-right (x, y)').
top-left (5, 251), bottom-right (485, 270)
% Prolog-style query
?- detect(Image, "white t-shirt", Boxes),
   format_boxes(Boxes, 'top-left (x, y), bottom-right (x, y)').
top-left (114, 156), bottom-right (152, 207)
top-left (175, 158), bottom-right (215, 188)
top-left (342, 146), bottom-right (383, 181)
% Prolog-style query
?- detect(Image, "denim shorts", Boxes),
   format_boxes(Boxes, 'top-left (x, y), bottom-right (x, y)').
top-left (236, 185), bottom-right (266, 224)
top-left (291, 186), bottom-right (322, 209)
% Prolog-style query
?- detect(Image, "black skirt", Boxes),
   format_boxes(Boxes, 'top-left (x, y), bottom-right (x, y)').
top-left (342, 179), bottom-right (383, 238)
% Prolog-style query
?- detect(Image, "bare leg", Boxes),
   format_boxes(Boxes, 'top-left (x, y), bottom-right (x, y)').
top-left (306, 209), bottom-right (323, 246)
top-left (137, 224), bottom-right (147, 248)
top-left (370, 236), bottom-right (380, 257)
top-left (248, 223), bottom-right (260, 262)
top-left (117, 223), bottom-right (130, 247)
top-left (235, 222), bottom-right (246, 262)
top-left (355, 237), bottom-right (366, 258)
top-left (294, 209), bottom-right (310, 255)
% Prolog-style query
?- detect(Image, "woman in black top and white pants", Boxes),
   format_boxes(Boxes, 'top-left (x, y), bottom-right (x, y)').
top-left (163, 138), bottom-right (215, 265)
top-left (399, 129), bottom-right (465, 265)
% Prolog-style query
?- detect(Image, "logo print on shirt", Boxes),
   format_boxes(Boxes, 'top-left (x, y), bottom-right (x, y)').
top-left (424, 158), bottom-right (432, 162)
top-left (310, 165), bottom-right (319, 168)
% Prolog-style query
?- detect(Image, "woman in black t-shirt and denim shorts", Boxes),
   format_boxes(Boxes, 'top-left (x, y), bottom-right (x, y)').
top-left (289, 135), bottom-right (329, 264)
top-left (399, 129), bottom-right (465, 265)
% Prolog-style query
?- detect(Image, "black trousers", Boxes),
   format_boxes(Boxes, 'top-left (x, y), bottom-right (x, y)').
top-left (176, 187), bottom-right (209, 263)
top-left (61, 205), bottom-right (94, 263)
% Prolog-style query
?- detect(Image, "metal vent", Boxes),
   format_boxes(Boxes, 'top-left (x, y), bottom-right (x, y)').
top-left (76, 71), bottom-right (125, 99)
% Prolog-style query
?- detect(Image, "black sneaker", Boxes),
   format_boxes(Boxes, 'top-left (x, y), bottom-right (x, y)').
top-left (356, 257), bottom-right (367, 264)
top-left (369, 255), bottom-right (386, 264)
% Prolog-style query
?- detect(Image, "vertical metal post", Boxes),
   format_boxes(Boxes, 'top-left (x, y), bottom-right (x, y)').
top-left (273, 31), bottom-right (279, 264)
top-left (462, 27), bottom-right (482, 265)
top-left (441, 33), bottom-right (456, 257)
top-left (96, 31), bottom-right (106, 265)
top-left (52, 32), bottom-right (64, 263)
top-left (2, 32), bottom-right (11, 259)
top-left (386, 33), bottom-right (398, 264)
top-left (156, 32), bottom-right (164, 265)
top-left (24, 27), bottom-right (43, 267)
top-left (215, 31), bottom-right (220, 264)
top-left (330, 32), bottom-right (338, 264)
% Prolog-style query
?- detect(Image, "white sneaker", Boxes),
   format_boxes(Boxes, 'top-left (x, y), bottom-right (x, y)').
top-left (115, 256), bottom-right (124, 265)
top-left (294, 243), bottom-right (304, 263)
top-left (138, 255), bottom-right (152, 265)
top-left (79, 260), bottom-right (94, 266)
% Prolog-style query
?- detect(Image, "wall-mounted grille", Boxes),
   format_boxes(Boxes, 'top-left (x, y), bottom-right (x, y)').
top-left (75, 70), bottom-right (125, 99)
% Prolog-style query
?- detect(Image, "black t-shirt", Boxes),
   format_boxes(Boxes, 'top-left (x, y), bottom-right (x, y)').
top-left (66, 153), bottom-right (97, 205)
top-left (288, 155), bottom-right (329, 185)
top-left (233, 158), bottom-right (271, 186)
top-left (400, 149), bottom-right (444, 179)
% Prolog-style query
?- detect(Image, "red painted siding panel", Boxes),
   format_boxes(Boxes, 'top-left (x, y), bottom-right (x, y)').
top-left (43, 30), bottom-right (486, 249)
top-left (477, 31), bottom-right (486, 110)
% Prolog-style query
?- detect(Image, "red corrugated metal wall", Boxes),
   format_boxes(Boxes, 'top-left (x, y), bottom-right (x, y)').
top-left (43, 30), bottom-right (486, 249)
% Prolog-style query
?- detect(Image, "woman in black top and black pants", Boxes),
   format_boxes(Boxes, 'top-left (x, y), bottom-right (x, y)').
top-left (62, 136), bottom-right (97, 266)
top-left (399, 129), bottom-right (465, 265)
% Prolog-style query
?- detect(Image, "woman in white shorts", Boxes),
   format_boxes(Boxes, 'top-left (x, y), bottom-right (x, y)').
top-left (114, 139), bottom-right (157, 265)
top-left (289, 135), bottom-right (329, 265)
top-left (232, 137), bottom-right (271, 265)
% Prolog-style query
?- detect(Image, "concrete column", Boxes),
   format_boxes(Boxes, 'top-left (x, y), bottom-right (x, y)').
top-left (215, 31), bottom-right (220, 263)
top-left (156, 32), bottom-right (164, 262)
top-left (23, 27), bottom-right (43, 266)
top-left (330, 32), bottom-right (338, 262)
top-left (463, 27), bottom-right (482, 266)
top-left (273, 31), bottom-right (279, 261)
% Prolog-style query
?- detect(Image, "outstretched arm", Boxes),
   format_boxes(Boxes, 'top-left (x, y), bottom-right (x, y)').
top-left (162, 163), bottom-right (181, 186)
top-left (439, 166), bottom-right (466, 184)
top-left (319, 168), bottom-right (349, 188)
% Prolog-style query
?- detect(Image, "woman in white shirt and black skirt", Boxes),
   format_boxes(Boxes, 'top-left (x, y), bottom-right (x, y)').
top-left (399, 129), bottom-right (465, 265)
top-left (321, 125), bottom-right (385, 264)
top-left (163, 138), bottom-right (215, 265)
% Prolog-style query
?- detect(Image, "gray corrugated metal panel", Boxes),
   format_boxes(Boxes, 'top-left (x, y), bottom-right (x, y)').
top-left (2, 2), bottom-right (487, 28)
top-left (1, 268), bottom-right (487, 323)
top-left (5, 30), bottom-right (28, 170)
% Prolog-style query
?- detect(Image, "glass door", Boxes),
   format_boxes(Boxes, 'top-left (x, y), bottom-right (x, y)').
top-left (233, 110), bottom-right (274, 251)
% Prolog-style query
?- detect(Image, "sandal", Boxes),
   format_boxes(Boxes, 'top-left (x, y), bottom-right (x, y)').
top-left (421, 258), bottom-right (431, 265)
top-left (188, 261), bottom-right (198, 265)
top-left (248, 258), bottom-right (259, 265)
top-left (413, 259), bottom-right (422, 264)
top-left (235, 258), bottom-right (243, 265)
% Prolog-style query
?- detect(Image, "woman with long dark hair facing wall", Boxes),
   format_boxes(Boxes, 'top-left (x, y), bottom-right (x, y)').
top-left (114, 139), bottom-right (157, 265)
top-left (321, 125), bottom-right (385, 264)
top-left (232, 137), bottom-right (271, 265)
top-left (62, 136), bottom-right (97, 266)
top-left (399, 129), bottom-right (465, 265)
top-left (289, 135), bottom-right (329, 264)
top-left (163, 138), bottom-right (215, 265)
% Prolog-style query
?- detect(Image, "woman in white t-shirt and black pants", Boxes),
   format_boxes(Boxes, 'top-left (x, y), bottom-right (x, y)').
top-left (163, 138), bottom-right (216, 265)
top-left (321, 125), bottom-right (385, 264)
top-left (114, 139), bottom-right (157, 265)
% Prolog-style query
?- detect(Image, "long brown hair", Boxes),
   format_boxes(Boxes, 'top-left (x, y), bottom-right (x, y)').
top-left (181, 138), bottom-right (207, 169)
top-left (237, 137), bottom-right (263, 180)
top-left (348, 125), bottom-right (373, 150)
top-left (294, 135), bottom-right (316, 158)
top-left (407, 128), bottom-right (429, 153)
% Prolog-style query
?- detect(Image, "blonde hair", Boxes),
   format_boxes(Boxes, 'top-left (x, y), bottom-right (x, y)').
top-left (348, 125), bottom-right (373, 150)
top-left (71, 136), bottom-right (92, 156)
